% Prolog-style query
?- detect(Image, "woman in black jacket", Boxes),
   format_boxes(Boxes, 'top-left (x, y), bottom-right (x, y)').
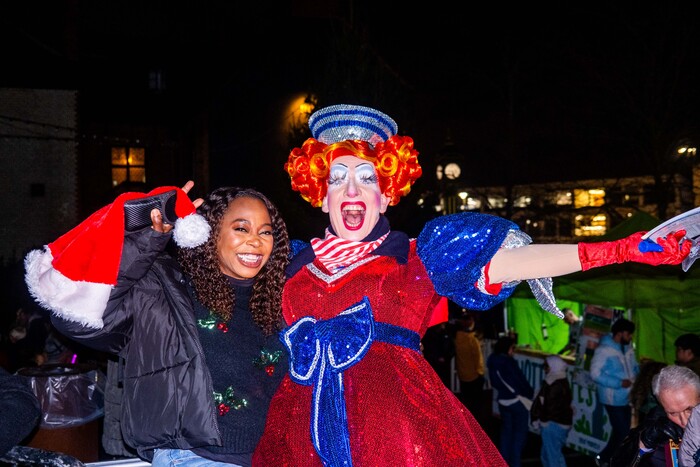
top-left (25, 182), bottom-right (289, 466)
top-left (530, 354), bottom-right (573, 466)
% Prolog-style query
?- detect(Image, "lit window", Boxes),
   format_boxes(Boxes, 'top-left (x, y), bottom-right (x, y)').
top-left (574, 214), bottom-right (607, 237)
top-left (545, 191), bottom-right (572, 206)
top-left (466, 197), bottom-right (482, 210)
top-left (574, 188), bottom-right (605, 208)
top-left (513, 196), bottom-right (532, 208)
top-left (112, 147), bottom-right (146, 186)
top-left (677, 146), bottom-right (697, 157)
top-left (555, 191), bottom-right (573, 205)
top-left (487, 196), bottom-right (506, 208)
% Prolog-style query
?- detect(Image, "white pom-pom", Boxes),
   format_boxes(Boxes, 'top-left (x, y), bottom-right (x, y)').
top-left (173, 214), bottom-right (211, 248)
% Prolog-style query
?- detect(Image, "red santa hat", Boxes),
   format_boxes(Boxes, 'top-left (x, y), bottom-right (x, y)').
top-left (24, 186), bottom-right (210, 329)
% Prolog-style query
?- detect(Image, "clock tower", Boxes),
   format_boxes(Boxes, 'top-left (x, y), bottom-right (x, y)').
top-left (435, 132), bottom-right (466, 214)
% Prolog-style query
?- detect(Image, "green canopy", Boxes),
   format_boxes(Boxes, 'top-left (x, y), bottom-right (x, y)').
top-left (507, 211), bottom-right (700, 362)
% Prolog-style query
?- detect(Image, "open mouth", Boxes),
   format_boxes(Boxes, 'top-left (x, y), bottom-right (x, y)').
top-left (342, 203), bottom-right (366, 231)
top-left (237, 253), bottom-right (263, 268)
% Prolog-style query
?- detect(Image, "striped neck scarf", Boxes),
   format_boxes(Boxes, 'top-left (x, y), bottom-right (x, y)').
top-left (311, 229), bottom-right (389, 273)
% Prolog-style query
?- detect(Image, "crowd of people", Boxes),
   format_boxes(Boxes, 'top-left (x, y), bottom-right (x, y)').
top-left (5, 103), bottom-right (700, 466)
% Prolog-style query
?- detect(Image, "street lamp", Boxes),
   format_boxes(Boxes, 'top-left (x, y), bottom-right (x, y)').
top-left (458, 191), bottom-right (468, 210)
top-left (677, 145), bottom-right (697, 157)
top-left (430, 132), bottom-right (467, 215)
top-left (672, 138), bottom-right (698, 210)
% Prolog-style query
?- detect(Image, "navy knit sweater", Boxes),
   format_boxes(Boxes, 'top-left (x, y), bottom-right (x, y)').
top-left (192, 278), bottom-right (288, 466)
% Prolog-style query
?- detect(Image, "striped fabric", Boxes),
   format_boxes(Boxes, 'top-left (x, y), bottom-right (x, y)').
top-left (311, 229), bottom-right (389, 273)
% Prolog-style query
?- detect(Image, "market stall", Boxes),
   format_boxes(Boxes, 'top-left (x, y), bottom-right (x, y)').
top-left (500, 211), bottom-right (700, 456)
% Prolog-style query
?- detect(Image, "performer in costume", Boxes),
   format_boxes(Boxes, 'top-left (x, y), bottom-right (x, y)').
top-left (250, 104), bottom-right (690, 467)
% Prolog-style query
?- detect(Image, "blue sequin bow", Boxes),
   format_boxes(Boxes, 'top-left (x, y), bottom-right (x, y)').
top-left (281, 298), bottom-right (372, 466)
top-left (280, 297), bottom-right (420, 467)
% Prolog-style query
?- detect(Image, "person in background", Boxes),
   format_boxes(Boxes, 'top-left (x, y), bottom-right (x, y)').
top-left (559, 308), bottom-right (583, 356)
top-left (24, 183), bottom-right (290, 466)
top-left (611, 365), bottom-right (700, 466)
top-left (530, 354), bottom-right (573, 467)
top-left (6, 306), bottom-right (49, 372)
top-left (41, 328), bottom-right (71, 364)
top-left (252, 104), bottom-right (689, 467)
top-left (590, 317), bottom-right (640, 467)
top-left (630, 359), bottom-right (668, 427)
top-left (454, 312), bottom-right (487, 423)
top-left (675, 333), bottom-right (700, 377)
top-left (487, 335), bottom-right (534, 467)
top-left (0, 366), bottom-right (41, 457)
top-left (422, 321), bottom-right (455, 389)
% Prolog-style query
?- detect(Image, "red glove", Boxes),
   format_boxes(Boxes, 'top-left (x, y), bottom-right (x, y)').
top-left (578, 230), bottom-right (690, 271)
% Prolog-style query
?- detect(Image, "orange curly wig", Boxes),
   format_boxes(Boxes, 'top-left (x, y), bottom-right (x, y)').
top-left (285, 135), bottom-right (423, 207)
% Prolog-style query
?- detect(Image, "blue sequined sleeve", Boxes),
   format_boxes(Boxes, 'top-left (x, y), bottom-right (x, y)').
top-left (416, 212), bottom-right (520, 311)
top-left (289, 239), bottom-right (310, 260)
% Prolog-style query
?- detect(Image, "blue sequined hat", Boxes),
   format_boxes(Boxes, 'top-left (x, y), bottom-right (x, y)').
top-left (308, 104), bottom-right (398, 147)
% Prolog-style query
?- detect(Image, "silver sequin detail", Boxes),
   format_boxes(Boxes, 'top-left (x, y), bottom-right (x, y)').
top-left (306, 255), bottom-right (380, 284)
top-left (308, 104), bottom-right (398, 147)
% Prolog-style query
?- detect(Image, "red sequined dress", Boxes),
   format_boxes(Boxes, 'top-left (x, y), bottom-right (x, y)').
top-left (253, 237), bottom-right (507, 467)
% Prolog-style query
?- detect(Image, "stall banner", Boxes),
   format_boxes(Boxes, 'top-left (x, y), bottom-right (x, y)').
top-left (498, 303), bottom-right (630, 456)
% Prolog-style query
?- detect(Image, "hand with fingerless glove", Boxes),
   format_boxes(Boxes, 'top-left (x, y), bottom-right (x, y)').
top-left (640, 417), bottom-right (683, 449)
top-left (578, 230), bottom-right (690, 271)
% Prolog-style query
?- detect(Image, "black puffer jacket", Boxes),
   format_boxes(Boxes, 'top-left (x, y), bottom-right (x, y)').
top-left (51, 229), bottom-right (219, 461)
top-left (610, 405), bottom-right (679, 467)
top-left (530, 377), bottom-right (573, 426)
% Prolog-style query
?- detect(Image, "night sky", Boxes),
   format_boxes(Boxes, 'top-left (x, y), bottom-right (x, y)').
top-left (360, 3), bottom-right (700, 181)
top-left (2, 2), bottom-right (699, 203)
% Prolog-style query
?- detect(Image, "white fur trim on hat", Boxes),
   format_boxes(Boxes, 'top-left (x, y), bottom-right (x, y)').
top-left (173, 213), bottom-right (211, 248)
top-left (24, 248), bottom-right (109, 329)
